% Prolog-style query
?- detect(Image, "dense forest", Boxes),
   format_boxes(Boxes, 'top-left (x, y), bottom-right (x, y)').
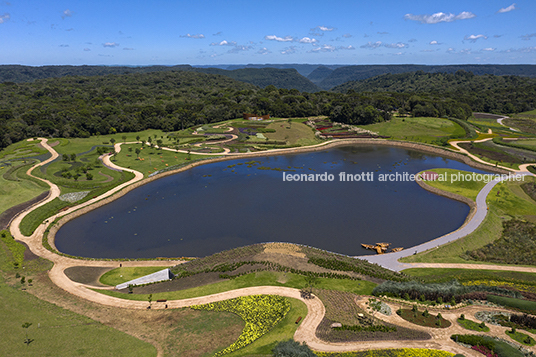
top-left (333, 70), bottom-right (536, 114)
top-left (0, 65), bottom-right (320, 93)
top-left (0, 69), bottom-right (533, 149)
top-left (315, 64), bottom-right (536, 90)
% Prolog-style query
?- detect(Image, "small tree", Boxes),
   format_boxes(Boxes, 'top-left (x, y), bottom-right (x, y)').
top-left (86, 173), bottom-right (93, 180)
top-left (70, 153), bottom-right (76, 161)
top-left (460, 314), bottom-right (465, 321)
top-left (110, 138), bottom-right (116, 145)
top-left (22, 322), bottom-right (32, 346)
top-left (135, 148), bottom-right (141, 158)
top-left (148, 294), bottom-right (152, 306)
top-left (128, 147), bottom-right (133, 153)
top-left (122, 135), bottom-right (127, 143)
top-left (128, 284), bottom-right (133, 294)
top-left (136, 135), bottom-right (140, 141)
top-left (20, 276), bottom-right (25, 284)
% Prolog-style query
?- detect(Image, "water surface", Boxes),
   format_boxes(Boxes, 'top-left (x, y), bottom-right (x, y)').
top-left (55, 145), bottom-right (490, 258)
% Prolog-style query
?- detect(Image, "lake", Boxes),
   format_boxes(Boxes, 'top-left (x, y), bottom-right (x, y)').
top-left (54, 145), bottom-right (490, 258)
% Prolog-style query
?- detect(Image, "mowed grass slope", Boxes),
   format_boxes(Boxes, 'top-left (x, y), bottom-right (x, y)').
top-left (356, 117), bottom-right (465, 143)
top-left (0, 231), bottom-right (157, 357)
top-left (419, 168), bottom-right (490, 201)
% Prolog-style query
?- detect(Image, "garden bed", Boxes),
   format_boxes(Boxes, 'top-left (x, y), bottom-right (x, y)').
top-left (396, 307), bottom-right (451, 328)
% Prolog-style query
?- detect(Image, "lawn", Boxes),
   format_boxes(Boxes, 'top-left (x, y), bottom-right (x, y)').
top-left (100, 266), bottom-right (170, 286)
top-left (505, 329), bottom-right (536, 346)
top-left (264, 119), bottom-right (321, 146)
top-left (0, 161), bottom-right (49, 217)
top-left (356, 117), bottom-right (465, 144)
top-left (418, 168), bottom-right (490, 201)
top-left (457, 317), bottom-right (489, 332)
top-left (0, 230), bottom-right (157, 357)
top-left (94, 271), bottom-right (376, 302)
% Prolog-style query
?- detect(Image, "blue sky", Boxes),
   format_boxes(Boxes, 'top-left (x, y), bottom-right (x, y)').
top-left (1, 0), bottom-right (535, 66)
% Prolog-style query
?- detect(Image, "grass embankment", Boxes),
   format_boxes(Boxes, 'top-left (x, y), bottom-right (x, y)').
top-left (0, 230), bottom-right (158, 356)
top-left (264, 120), bottom-right (321, 147)
top-left (100, 266), bottom-right (169, 286)
top-left (505, 329), bottom-right (536, 346)
top-left (418, 168), bottom-right (489, 201)
top-left (94, 271), bottom-right (376, 301)
top-left (356, 117), bottom-right (465, 144)
top-left (19, 170), bottom-right (135, 237)
top-left (402, 175), bottom-right (536, 264)
top-left (0, 160), bottom-right (49, 217)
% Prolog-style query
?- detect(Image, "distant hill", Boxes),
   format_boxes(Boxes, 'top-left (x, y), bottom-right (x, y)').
top-left (206, 64), bottom-right (341, 77)
top-left (193, 67), bottom-right (321, 92)
top-left (320, 64), bottom-right (536, 90)
top-left (331, 70), bottom-right (536, 113)
top-left (0, 64), bottom-right (321, 92)
top-left (307, 66), bottom-right (334, 87)
top-left (0, 64), bottom-right (193, 83)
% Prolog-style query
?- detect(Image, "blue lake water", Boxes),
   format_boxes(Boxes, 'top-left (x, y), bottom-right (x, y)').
top-left (55, 145), bottom-right (491, 258)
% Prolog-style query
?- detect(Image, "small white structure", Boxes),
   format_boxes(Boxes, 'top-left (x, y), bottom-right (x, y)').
top-left (116, 268), bottom-right (174, 290)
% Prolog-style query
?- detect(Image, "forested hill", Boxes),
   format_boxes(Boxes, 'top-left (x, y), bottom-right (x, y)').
top-left (0, 65), bottom-right (321, 93)
top-left (332, 71), bottom-right (536, 114)
top-left (0, 64), bottom-right (193, 83)
top-left (0, 70), bottom-right (396, 148)
top-left (317, 64), bottom-right (536, 90)
top-left (192, 67), bottom-right (321, 92)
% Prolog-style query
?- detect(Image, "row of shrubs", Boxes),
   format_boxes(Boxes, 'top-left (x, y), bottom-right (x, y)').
top-left (372, 280), bottom-right (523, 304)
top-left (333, 324), bottom-right (396, 333)
top-left (307, 257), bottom-right (410, 282)
top-left (174, 260), bottom-right (363, 282)
top-left (451, 334), bottom-right (526, 357)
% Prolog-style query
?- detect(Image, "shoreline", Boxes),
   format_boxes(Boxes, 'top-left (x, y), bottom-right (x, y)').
top-left (47, 138), bottom-right (508, 260)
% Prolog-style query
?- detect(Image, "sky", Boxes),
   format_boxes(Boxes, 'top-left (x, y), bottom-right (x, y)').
top-left (1, 0), bottom-right (535, 66)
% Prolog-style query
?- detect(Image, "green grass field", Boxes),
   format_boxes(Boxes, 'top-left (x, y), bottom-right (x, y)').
top-left (402, 177), bottom-right (536, 264)
top-left (100, 266), bottom-right (169, 286)
top-left (0, 230), bottom-right (157, 357)
top-left (457, 317), bottom-right (490, 332)
top-left (419, 168), bottom-right (490, 201)
top-left (0, 161), bottom-right (49, 217)
top-left (356, 117), bottom-right (465, 144)
top-left (264, 120), bottom-right (321, 146)
top-left (402, 268), bottom-right (536, 286)
top-left (94, 271), bottom-right (376, 302)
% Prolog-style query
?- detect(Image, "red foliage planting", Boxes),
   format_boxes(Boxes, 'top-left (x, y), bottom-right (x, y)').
top-left (471, 345), bottom-right (497, 357)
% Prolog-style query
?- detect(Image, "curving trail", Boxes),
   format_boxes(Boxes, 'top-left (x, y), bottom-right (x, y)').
top-left (7, 136), bottom-right (536, 356)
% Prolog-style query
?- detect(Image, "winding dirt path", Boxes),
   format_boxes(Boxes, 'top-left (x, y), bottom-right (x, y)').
top-left (8, 137), bottom-right (536, 355)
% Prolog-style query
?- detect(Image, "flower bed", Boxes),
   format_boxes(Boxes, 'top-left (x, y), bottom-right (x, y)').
top-left (190, 295), bottom-right (290, 356)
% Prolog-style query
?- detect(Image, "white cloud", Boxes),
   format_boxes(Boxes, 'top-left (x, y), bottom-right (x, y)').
top-left (339, 45), bottom-right (355, 50)
top-left (482, 48), bottom-right (495, 51)
top-left (62, 9), bottom-right (73, 19)
top-left (361, 41), bottom-right (383, 49)
top-left (312, 25), bottom-right (334, 32)
top-left (521, 33), bottom-right (536, 41)
top-left (103, 42), bottom-right (119, 48)
top-left (404, 11), bottom-right (476, 24)
top-left (210, 40), bottom-right (237, 46)
top-left (227, 45), bottom-right (252, 53)
top-left (264, 35), bottom-right (294, 42)
top-left (361, 41), bottom-right (408, 49)
top-left (299, 37), bottom-right (318, 44)
top-left (181, 33), bottom-right (205, 39)
top-left (429, 40), bottom-right (441, 45)
top-left (310, 44), bottom-right (337, 52)
top-left (421, 49), bottom-right (438, 52)
top-left (280, 46), bottom-right (297, 55)
top-left (213, 31), bottom-right (222, 36)
top-left (342, 33), bottom-right (352, 38)
top-left (257, 47), bottom-right (271, 55)
top-left (0, 12), bottom-right (10, 24)
top-left (464, 34), bottom-right (488, 42)
top-left (497, 3), bottom-right (516, 13)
